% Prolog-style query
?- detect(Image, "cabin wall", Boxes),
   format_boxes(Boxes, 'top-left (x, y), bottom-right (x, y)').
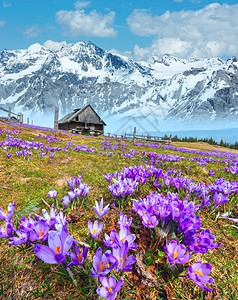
top-left (58, 123), bottom-right (69, 130)
top-left (76, 106), bottom-right (103, 124)
top-left (68, 121), bottom-right (83, 130)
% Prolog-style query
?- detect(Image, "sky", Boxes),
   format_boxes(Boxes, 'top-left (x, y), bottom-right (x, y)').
top-left (0, 0), bottom-right (238, 60)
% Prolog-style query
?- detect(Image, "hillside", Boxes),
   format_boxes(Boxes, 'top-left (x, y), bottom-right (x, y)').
top-left (0, 121), bottom-right (237, 299)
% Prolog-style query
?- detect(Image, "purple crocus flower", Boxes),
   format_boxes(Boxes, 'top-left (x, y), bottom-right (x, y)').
top-left (0, 202), bottom-right (15, 221)
top-left (141, 213), bottom-right (158, 228)
top-left (41, 204), bottom-right (58, 229)
top-left (115, 227), bottom-right (138, 250)
top-left (106, 241), bottom-right (135, 274)
top-left (201, 195), bottom-right (211, 210)
top-left (18, 216), bottom-right (35, 233)
top-left (9, 228), bottom-right (30, 245)
top-left (186, 261), bottom-right (214, 292)
top-left (188, 229), bottom-right (221, 253)
top-left (97, 275), bottom-right (123, 300)
top-left (103, 173), bottom-right (114, 182)
top-left (62, 195), bottom-right (71, 208)
top-left (93, 198), bottom-right (110, 219)
top-left (0, 220), bottom-right (13, 238)
top-left (83, 185), bottom-right (91, 198)
top-left (213, 192), bottom-right (229, 208)
top-left (29, 219), bottom-right (50, 242)
top-left (55, 209), bottom-right (68, 227)
top-left (208, 170), bottom-right (215, 176)
top-left (74, 175), bottom-right (82, 187)
top-left (74, 188), bottom-right (82, 200)
top-left (68, 190), bottom-right (75, 201)
top-left (67, 242), bottom-right (88, 268)
top-left (90, 247), bottom-right (114, 277)
top-left (117, 213), bottom-right (132, 229)
top-left (103, 229), bottom-right (117, 248)
top-left (178, 215), bottom-right (202, 236)
top-left (34, 225), bottom-right (73, 268)
top-left (87, 220), bottom-right (104, 243)
top-left (7, 153), bottom-right (11, 159)
top-left (48, 189), bottom-right (57, 202)
top-left (164, 239), bottom-right (191, 265)
top-left (67, 178), bottom-right (75, 190)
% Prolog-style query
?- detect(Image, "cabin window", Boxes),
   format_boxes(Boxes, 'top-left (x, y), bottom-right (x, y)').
top-left (75, 116), bottom-right (79, 121)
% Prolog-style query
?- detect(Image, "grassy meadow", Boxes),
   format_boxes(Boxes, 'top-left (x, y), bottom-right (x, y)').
top-left (0, 120), bottom-right (237, 300)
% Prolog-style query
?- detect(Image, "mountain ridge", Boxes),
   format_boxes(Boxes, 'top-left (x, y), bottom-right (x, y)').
top-left (0, 41), bottom-right (237, 128)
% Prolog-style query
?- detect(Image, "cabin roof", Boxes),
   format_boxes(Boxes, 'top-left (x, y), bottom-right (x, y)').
top-left (58, 105), bottom-right (106, 125)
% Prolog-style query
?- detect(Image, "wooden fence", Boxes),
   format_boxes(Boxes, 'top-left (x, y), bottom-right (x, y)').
top-left (0, 106), bottom-right (35, 125)
top-left (107, 127), bottom-right (172, 145)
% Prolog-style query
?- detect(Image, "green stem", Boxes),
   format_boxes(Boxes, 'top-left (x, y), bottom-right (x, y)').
top-left (66, 267), bottom-right (78, 287)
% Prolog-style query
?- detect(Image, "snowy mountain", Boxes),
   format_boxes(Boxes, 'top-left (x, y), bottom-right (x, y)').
top-left (0, 41), bottom-right (238, 129)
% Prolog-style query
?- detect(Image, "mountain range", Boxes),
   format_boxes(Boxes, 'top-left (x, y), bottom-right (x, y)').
top-left (0, 41), bottom-right (237, 130)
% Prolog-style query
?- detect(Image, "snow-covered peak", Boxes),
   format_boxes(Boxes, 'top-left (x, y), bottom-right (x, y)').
top-left (27, 43), bottom-right (43, 54)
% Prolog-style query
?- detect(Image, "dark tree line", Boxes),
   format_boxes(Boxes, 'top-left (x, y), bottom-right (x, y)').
top-left (165, 135), bottom-right (238, 150)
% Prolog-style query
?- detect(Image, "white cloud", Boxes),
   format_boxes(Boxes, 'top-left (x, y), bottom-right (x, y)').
top-left (55, 8), bottom-right (116, 38)
top-left (3, 1), bottom-right (11, 7)
top-left (43, 40), bottom-right (67, 51)
top-left (0, 20), bottom-right (6, 27)
top-left (74, 1), bottom-right (91, 10)
top-left (23, 25), bottom-right (40, 39)
top-left (127, 3), bottom-right (238, 59)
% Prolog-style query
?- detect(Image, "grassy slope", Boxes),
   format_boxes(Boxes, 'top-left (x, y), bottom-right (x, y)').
top-left (0, 121), bottom-right (237, 300)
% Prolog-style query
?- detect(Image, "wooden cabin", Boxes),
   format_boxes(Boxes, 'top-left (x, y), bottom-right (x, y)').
top-left (58, 105), bottom-right (106, 135)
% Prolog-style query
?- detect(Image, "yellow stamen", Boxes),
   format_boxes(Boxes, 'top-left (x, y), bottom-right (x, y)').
top-left (120, 258), bottom-right (123, 265)
top-left (55, 245), bottom-right (61, 254)
top-left (3, 228), bottom-right (7, 233)
top-left (173, 250), bottom-right (178, 259)
top-left (162, 210), bottom-right (165, 214)
top-left (108, 286), bottom-right (112, 293)
top-left (99, 209), bottom-right (102, 212)
top-left (94, 229), bottom-right (97, 235)
top-left (148, 220), bottom-right (151, 225)
top-left (195, 242), bottom-right (199, 246)
top-left (77, 253), bottom-right (83, 262)
top-left (111, 237), bottom-right (113, 242)
top-left (99, 261), bottom-right (104, 271)
top-left (194, 270), bottom-right (203, 276)
top-left (122, 222), bottom-right (125, 226)
top-left (39, 230), bottom-right (44, 239)
top-left (122, 238), bottom-right (125, 242)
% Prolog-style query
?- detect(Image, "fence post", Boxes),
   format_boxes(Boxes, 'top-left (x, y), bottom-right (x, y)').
top-left (27, 117), bottom-right (29, 125)
top-left (133, 127), bottom-right (136, 142)
top-left (169, 134), bottom-right (172, 145)
top-left (31, 120), bottom-right (33, 125)
top-left (20, 113), bottom-right (23, 124)
top-left (54, 108), bottom-right (59, 134)
top-left (8, 107), bottom-right (11, 122)
top-left (124, 132), bottom-right (126, 139)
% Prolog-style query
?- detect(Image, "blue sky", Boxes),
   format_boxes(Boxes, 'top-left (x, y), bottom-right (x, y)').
top-left (0, 0), bottom-right (238, 60)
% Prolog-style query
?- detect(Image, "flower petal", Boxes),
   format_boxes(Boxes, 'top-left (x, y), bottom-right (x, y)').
top-left (34, 244), bottom-right (57, 264)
